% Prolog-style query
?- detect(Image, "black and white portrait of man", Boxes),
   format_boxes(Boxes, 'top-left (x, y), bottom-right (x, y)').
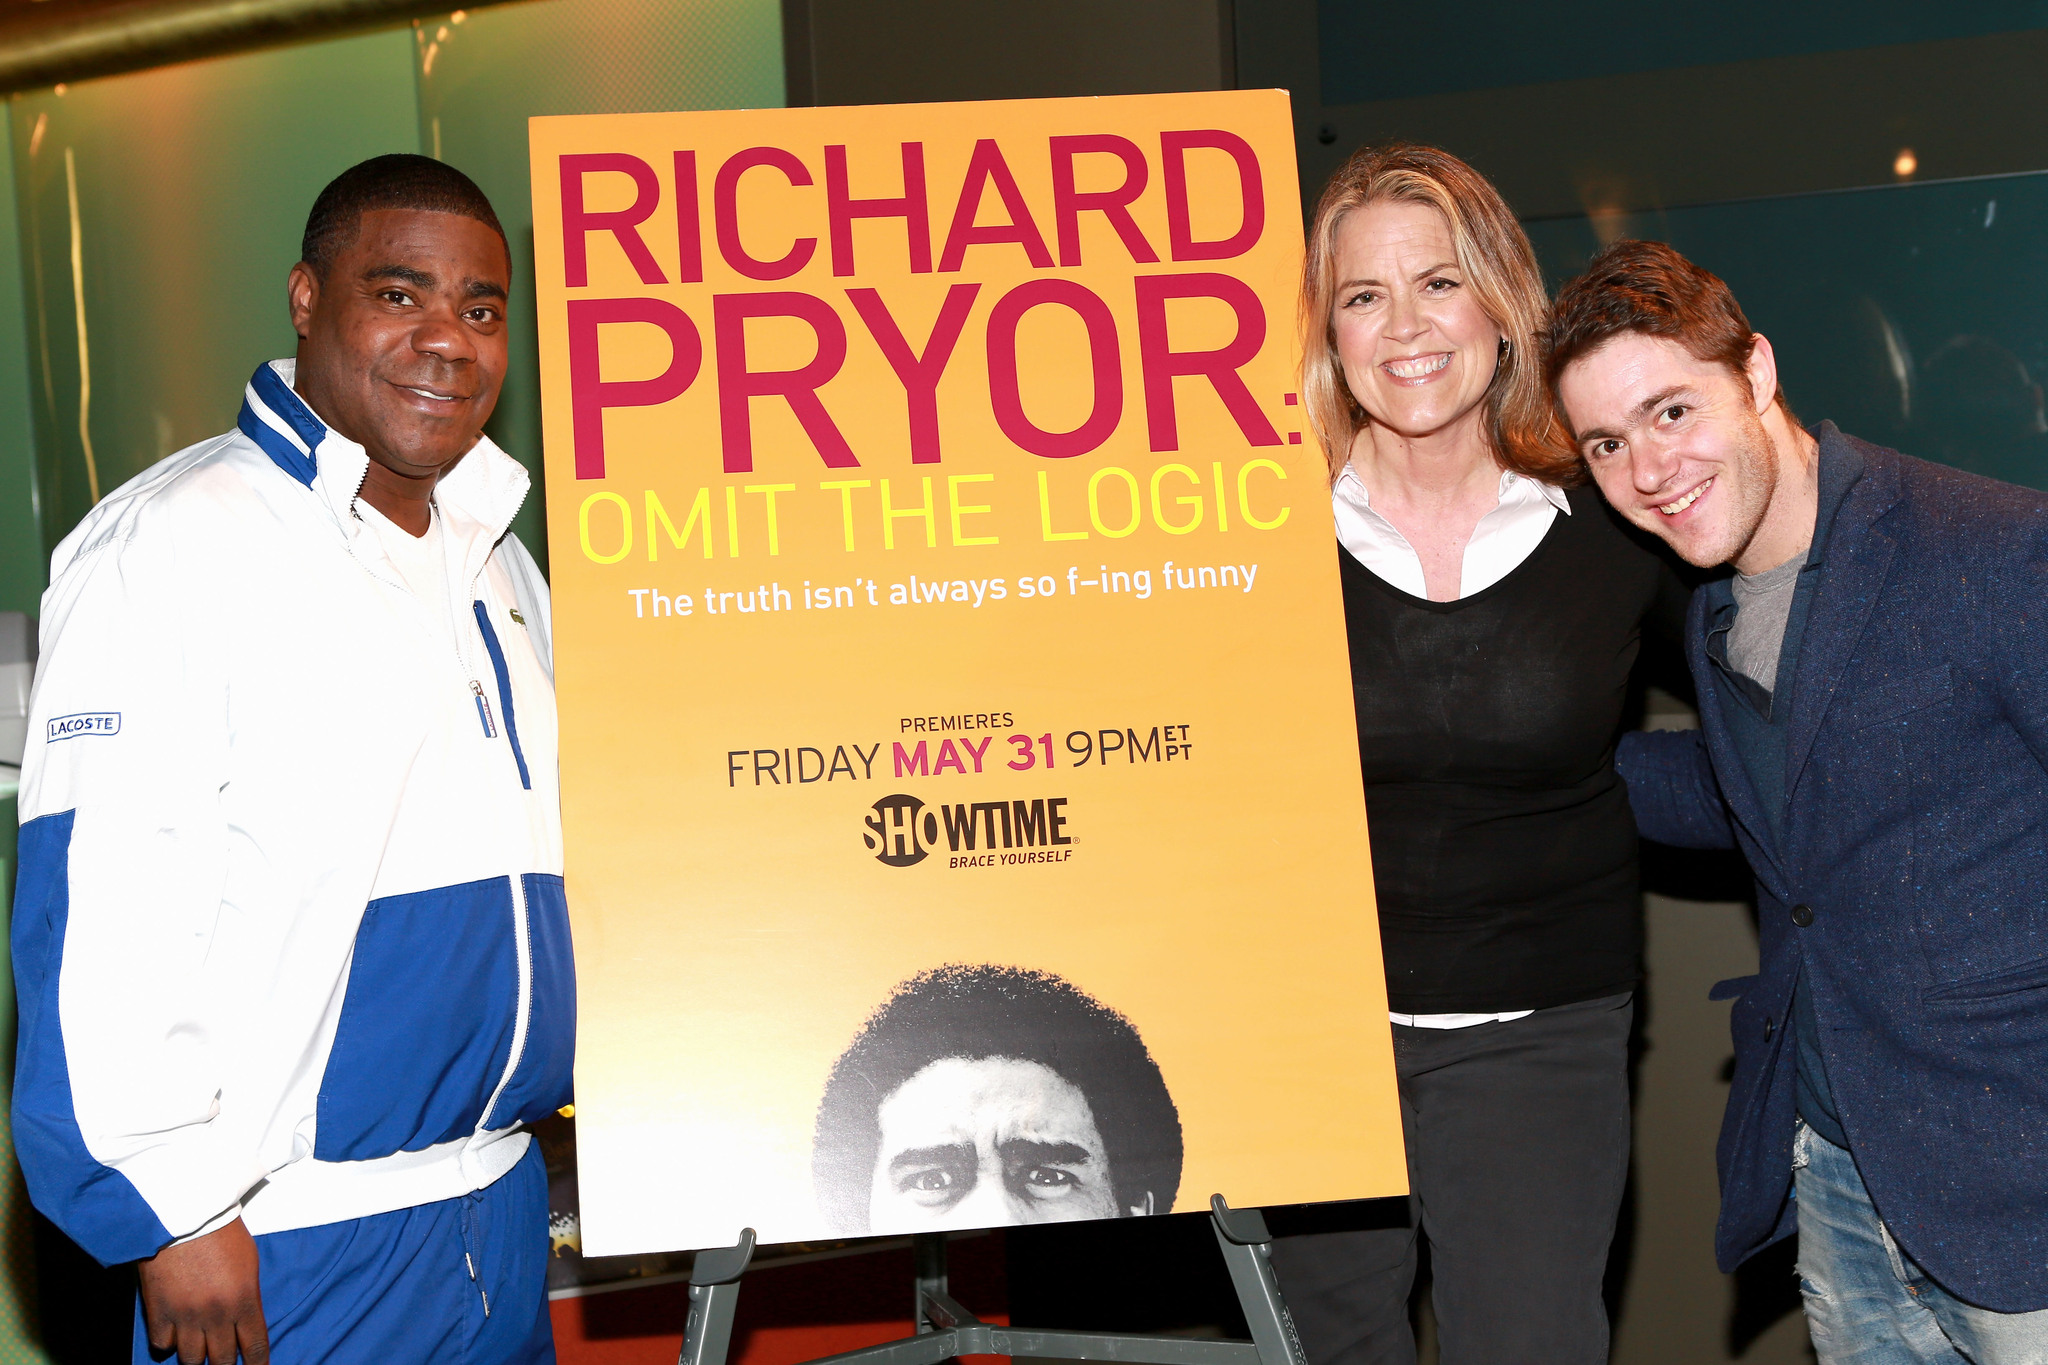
top-left (811, 964), bottom-right (1184, 1236)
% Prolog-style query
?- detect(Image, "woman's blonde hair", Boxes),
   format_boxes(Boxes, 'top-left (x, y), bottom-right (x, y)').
top-left (1300, 143), bottom-right (1576, 485)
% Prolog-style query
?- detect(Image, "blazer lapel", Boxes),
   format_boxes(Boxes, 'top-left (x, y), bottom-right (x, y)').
top-left (1785, 448), bottom-right (1904, 800)
top-left (1688, 597), bottom-right (1788, 892)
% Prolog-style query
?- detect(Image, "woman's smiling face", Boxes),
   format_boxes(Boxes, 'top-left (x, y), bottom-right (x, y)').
top-left (1329, 199), bottom-right (1503, 445)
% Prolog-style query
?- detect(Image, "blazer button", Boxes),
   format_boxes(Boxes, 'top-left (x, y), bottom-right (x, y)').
top-left (1764, 1017), bottom-right (1775, 1039)
top-left (1791, 903), bottom-right (1815, 927)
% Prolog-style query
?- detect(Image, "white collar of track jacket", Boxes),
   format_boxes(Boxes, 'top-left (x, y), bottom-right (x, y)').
top-left (11, 359), bottom-right (571, 1268)
top-left (1333, 462), bottom-right (1570, 601)
top-left (240, 358), bottom-right (534, 625)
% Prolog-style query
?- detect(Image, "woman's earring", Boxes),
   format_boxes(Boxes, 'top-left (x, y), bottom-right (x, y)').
top-left (1498, 335), bottom-right (1511, 355)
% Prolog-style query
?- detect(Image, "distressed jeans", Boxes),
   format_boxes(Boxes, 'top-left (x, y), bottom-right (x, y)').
top-left (1795, 1124), bottom-right (2048, 1365)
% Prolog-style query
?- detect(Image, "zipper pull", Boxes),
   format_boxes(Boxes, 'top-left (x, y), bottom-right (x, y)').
top-left (472, 680), bottom-right (498, 738)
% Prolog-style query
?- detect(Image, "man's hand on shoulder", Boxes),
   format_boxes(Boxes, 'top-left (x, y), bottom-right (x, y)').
top-left (138, 1218), bottom-right (268, 1364)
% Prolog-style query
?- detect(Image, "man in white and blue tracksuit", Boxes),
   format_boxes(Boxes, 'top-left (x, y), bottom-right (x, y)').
top-left (12, 155), bottom-right (571, 1362)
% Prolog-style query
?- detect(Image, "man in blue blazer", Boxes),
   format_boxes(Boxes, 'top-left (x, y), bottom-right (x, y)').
top-left (1545, 239), bottom-right (2048, 1363)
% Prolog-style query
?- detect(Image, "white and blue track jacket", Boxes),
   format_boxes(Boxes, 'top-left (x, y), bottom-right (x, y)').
top-left (12, 360), bottom-right (573, 1266)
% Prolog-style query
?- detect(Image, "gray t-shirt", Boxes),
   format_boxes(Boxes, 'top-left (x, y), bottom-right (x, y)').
top-left (1727, 547), bottom-right (1809, 695)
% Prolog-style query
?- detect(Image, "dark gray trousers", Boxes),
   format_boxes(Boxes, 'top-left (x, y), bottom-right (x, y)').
top-left (1268, 992), bottom-right (1633, 1365)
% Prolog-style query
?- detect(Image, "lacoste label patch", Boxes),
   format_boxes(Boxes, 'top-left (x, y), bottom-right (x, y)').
top-left (47, 713), bottom-right (121, 741)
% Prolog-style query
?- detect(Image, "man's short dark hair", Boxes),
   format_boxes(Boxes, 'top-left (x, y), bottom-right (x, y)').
top-left (812, 964), bottom-right (1183, 1233)
top-left (301, 154), bottom-right (506, 277)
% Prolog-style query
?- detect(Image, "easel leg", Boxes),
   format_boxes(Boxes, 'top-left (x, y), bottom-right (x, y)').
top-left (1209, 1197), bottom-right (1308, 1365)
top-left (912, 1233), bottom-right (948, 1334)
top-left (675, 1206), bottom-right (1301, 1365)
top-left (679, 1229), bottom-right (758, 1365)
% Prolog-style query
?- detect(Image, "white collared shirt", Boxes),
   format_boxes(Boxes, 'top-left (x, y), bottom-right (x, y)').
top-left (1334, 462), bottom-right (1571, 601)
top-left (1334, 462), bottom-right (1572, 1029)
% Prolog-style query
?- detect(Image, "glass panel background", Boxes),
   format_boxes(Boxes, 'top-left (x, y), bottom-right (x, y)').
top-left (1318, 0), bottom-right (2048, 106)
top-left (1527, 173), bottom-right (2048, 489)
top-left (0, 0), bottom-right (784, 584)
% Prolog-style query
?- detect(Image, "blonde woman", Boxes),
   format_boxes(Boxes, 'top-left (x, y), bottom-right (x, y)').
top-left (1265, 144), bottom-right (1686, 1365)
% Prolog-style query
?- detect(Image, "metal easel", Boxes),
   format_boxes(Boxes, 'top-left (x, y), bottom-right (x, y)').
top-left (678, 1195), bottom-right (1307, 1365)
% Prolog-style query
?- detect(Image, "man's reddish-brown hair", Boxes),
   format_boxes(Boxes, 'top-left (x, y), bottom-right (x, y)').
top-left (1543, 238), bottom-right (1789, 424)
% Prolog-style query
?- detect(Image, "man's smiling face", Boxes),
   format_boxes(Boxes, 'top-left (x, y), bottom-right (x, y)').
top-left (288, 207), bottom-right (510, 479)
top-left (1557, 330), bottom-right (1782, 570)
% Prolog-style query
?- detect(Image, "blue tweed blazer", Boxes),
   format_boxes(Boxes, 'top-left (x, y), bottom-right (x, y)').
top-left (1618, 424), bottom-right (2048, 1312)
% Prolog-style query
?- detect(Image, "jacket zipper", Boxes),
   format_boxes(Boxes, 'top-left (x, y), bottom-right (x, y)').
top-left (472, 604), bottom-right (532, 790)
top-left (343, 496), bottom-right (500, 741)
top-left (341, 490), bottom-right (536, 1138)
top-left (471, 680), bottom-right (497, 737)
top-left (445, 538), bottom-right (495, 742)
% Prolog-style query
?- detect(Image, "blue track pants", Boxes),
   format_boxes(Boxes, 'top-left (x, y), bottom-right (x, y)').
top-left (134, 1138), bottom-right (555, 1364)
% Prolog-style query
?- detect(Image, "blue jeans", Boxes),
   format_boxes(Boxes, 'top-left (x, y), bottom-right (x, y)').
top-left (1795, 1124), bottom-right (2048, 1365)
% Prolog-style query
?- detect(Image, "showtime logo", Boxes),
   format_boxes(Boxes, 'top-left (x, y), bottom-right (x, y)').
top-left (862, 794), bottom-right (1072, 867)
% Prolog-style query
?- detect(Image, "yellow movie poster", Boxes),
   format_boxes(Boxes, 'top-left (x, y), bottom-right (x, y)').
top-left (530, 89), bottom-right (1403, 1256)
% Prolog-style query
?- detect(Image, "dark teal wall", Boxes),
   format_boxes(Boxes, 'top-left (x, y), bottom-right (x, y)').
top-left (1318, 1), bottom-right (2048, 105)
top-left (1269, 0), bottom-right (2048, 223)
top-left (1257, 1), bottom-right (2048, 492)
top-left (1527, 174), bottom-right (2048, 489)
